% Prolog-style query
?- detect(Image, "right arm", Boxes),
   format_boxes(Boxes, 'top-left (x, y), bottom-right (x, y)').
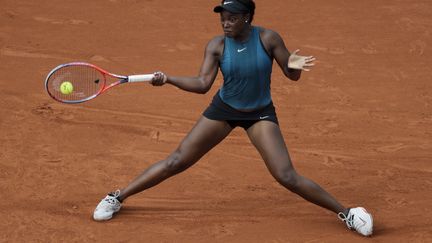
top-left (151, 36), bottom-right (224, 94)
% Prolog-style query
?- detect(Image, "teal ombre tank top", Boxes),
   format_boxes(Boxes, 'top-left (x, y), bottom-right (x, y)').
top-left (219, 26), bottom-right (273, 110)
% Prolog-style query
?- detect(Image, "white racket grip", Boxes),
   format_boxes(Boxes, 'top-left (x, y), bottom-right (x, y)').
top-left (128, 74), bottom-right (154, 82)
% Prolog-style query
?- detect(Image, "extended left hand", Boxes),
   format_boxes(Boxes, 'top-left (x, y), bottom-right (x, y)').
top-left (288, 49), bottom-right (316, 71)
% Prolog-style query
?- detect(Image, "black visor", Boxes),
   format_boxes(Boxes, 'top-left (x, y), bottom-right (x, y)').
top-left (214, 0), bottom-right (250, 14)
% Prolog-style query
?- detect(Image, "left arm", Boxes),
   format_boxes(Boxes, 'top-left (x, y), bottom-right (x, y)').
top-left (260, 29), bottom-right (315, 81)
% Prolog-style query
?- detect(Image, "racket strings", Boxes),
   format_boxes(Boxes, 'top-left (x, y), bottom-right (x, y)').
top-left (46, 65), bottom-right (105, 103)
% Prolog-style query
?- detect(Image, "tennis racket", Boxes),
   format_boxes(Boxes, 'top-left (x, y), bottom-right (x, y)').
top-left (45, 62), bottom-right (154, 104)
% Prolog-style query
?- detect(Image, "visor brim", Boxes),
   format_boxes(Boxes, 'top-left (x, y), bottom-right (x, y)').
top-left (213, 5), bottom-right (249, 14)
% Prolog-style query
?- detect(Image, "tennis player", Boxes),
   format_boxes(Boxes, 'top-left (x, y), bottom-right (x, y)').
top-left (94, 0), bottom-right (373, 236)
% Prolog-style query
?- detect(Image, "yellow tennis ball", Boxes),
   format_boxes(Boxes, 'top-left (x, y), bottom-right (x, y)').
top-left (60, 81), bottom-right (74, 95)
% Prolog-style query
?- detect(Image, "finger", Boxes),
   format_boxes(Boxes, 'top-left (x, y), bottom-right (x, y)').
top-left (153, 71), bottom-right (160, 79)
top-left (306, 57), bottom-right (316, 62)
top-left (302, 68), bottom-right (310, 72)
top-left (304, 63), bottom-right (315, 67)
top-left (157, 71), bottom-right (165, 79)
top-left (162, 73), bottom-right (168, 83)
top-left (150, 74), bottom-right (157, 84)
top-left (291, 49), bottom-right (300, 55)
top-left (152, 71), bottom-right (162, 85)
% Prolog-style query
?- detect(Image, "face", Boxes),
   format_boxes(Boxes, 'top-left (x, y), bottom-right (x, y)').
top-left (220, 11), bottom-right (249, 38)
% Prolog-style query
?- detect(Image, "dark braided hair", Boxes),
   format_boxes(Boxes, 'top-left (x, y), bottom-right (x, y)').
top-left (220, 0), bottom-right (256, 23)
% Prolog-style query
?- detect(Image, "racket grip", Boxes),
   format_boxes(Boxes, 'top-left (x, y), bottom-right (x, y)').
top-left (128, 74), bottom-right (154, 82)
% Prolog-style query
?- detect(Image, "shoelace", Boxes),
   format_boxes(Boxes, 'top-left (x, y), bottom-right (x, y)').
top-left (112, 189), bottom-right (121, 198)
top-left (105, 190), bottom-right (121, 205)
top-left (338, 212), bottom-right (354, 229)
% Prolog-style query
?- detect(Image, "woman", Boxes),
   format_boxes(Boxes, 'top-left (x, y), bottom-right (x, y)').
top-left (93, 0), bottom-right (373, 237)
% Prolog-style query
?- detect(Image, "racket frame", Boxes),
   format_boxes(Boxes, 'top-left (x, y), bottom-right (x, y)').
top-left (45, 62), bottom-right (153, 104)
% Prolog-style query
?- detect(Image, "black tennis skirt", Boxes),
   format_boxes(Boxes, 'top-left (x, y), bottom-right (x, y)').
top-left (203, 91), bottom-right (279, 130)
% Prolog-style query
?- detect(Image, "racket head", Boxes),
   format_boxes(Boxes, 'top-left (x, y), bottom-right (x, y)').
top-left (44, 62), bottom-right (126, 104)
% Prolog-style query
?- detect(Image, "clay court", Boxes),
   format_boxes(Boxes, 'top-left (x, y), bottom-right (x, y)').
top-left (1, 0), bottom-right (431, 242)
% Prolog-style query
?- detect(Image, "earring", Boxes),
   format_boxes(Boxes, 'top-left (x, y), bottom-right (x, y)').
top-left (245, 20), bottom-right (248, 23)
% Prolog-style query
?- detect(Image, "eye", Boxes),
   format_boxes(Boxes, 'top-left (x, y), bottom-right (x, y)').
top-left (220, 17), bottom-right (229, 24)
top-left (229, 17), bottom-right (238, 23)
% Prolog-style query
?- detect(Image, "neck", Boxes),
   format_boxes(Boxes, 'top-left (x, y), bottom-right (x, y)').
top-left (234, 25), bottom-right (252, 42)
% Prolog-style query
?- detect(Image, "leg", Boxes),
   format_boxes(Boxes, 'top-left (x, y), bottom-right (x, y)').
top-left (118, 116), bottom-right (233, 201)
top-left (246, 121), bottom-right (347, 214)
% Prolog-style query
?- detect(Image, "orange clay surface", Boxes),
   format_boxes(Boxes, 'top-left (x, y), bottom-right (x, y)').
top-left (1, 0), bottom-right (431, 242)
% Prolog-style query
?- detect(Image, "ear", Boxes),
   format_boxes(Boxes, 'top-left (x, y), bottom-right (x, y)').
top-left (244, 13), bottom-right (251, 23)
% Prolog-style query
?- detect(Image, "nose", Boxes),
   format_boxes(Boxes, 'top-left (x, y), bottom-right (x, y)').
top-left (222, 21), bottom-right (230, 29)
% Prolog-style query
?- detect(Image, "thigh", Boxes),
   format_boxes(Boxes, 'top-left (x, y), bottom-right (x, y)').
top-left (174, 116), bottom-right (233, 163)
top-left (246, 121), bottom-right (294, 175)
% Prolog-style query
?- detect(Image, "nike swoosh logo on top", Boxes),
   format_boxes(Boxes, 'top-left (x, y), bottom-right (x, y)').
top-left (359, 217), bottom-right (367, 227)
top-left (224, 1), bottom-right (233, 5)
top-left (237, 47), bottom-right (247, 52)
top-left (260, 116), bottom-right (269, 120)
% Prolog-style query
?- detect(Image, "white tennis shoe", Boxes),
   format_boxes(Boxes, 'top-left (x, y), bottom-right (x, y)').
top-left (338, 207), bottom-right (373, 236)
top-left (93, 190), bottom-right (122, 221)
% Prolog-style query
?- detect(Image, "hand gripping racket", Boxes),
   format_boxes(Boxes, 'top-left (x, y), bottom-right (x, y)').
top-left (45, 62), bottom-right (154, 104)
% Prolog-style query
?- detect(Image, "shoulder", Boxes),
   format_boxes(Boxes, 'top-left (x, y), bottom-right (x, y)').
top-left (206, 35), bottom-right (225, 55)
top-left (258, 27), bottom-right (284, 46)
top-left (208, 35), bottom-right (225, 45)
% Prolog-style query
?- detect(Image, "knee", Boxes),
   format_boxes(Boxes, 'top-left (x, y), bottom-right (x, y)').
top-left (164, 150), bottom-right (189, 174)
top-left (273, 169), bottom-right (300, 191)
